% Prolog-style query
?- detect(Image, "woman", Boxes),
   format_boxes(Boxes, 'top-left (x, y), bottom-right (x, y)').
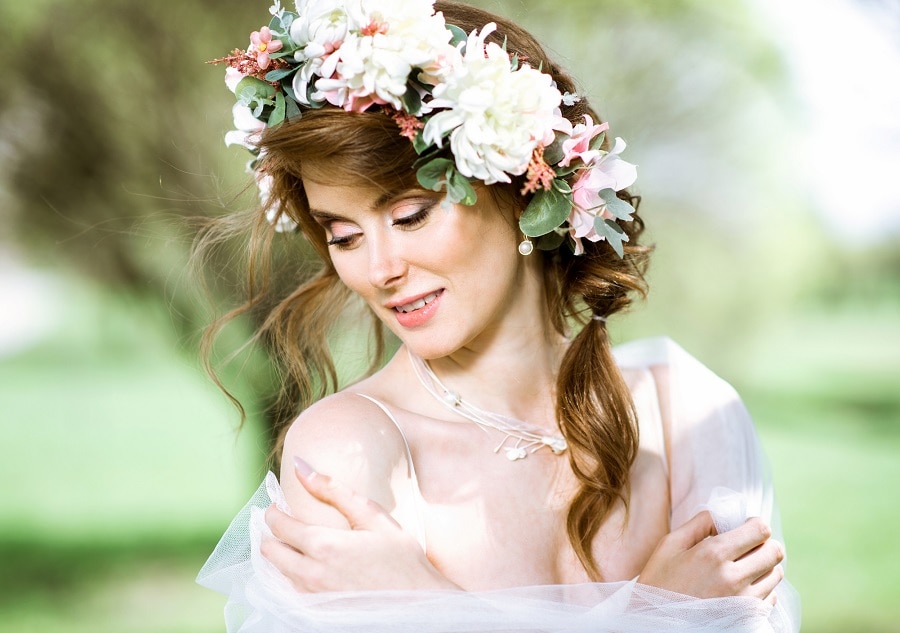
top-left (198, 1), bottom-right (800, 631)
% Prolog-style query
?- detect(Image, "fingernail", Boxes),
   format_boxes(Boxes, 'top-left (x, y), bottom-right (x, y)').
top-left (293, 456), bottom-right (317, 479)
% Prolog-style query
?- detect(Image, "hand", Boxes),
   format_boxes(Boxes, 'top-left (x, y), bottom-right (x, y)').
top-left (262, 457), bottom-right (460, 593)
top-left (637, 511), bottom-right (785, 605)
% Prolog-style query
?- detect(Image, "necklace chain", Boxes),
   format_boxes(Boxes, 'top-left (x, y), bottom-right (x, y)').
top-left (407, 349), bottom-right (568, 461)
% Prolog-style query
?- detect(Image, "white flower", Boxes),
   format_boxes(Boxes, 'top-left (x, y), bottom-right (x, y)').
top-left (311, 0), bottom-right (453, 111)
top-left (224, 67), bottom-right (245, 93)
top-left (421, 24), bottom-right (567, 184)
top-left (224, 103), bottom-right (265, 149)
top-left (290, 0), bottom-right (350, 104)
top-left (257, 171), bottom-right (298, 233)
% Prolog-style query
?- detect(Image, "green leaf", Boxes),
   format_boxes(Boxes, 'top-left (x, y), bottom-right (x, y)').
top-left (284, 94), bottom-right (302, 121)
top-left (236, 76), bottom-right (276, 102)
top-left (268, 91), bottom-right (286, 126)
top-left (416, 158), bottom-right (453, 191)
top-left (265, 65), bottom-right (297, 82)
top-left (401, 86), bottom-right (422, 116)
top-left (552, 178), bottom-right (573, 194)
top-left (510, 53), bottom-right (519, 72)
top-left (589, 131), bottom-right (606, 152)
top-left (412, 130), bottom-right (429, 155)
top-left (447, 24), bottom-right (467, 47)
top-left (554, 163), bottom-right (579, 178)
top-left (592, 217), bottom-right (628, 258)
top-left (599, 188), bottom-right (634, 221)
top-left (536, 230), bottom-right (566, 251)
top-left (282, 11), bottom-right (297, 28)
top-left (447, 169), bottom-right (477, 205)
top-left (543, 133), bottom-right (566, 166)
top-left (519, 187), bottom-right (571, 237)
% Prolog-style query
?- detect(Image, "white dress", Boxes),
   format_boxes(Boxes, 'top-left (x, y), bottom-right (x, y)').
top-left (197, 338), bottom-right (801, 632)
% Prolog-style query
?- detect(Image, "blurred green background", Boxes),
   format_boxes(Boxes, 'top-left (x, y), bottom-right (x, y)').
top-left (1, 0), bottom-right (898, 631)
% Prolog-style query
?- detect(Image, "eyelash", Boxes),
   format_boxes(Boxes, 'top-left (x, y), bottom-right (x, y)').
top-left (393, 206), bottom-right (431, 229)
top-left (326, 205), bottom-right (433, 250)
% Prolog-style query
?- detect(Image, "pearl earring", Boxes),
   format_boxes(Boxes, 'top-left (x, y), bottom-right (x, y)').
top-left (517, 237), bottom-right (534, 256)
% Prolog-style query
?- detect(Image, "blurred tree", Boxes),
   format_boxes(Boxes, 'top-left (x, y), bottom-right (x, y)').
top-left (0, 0), bottom-right (800, 443)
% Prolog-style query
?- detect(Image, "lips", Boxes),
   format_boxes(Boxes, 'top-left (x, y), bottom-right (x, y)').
top-left (395, 291), bottom-right (440, 313)
top-left (390, 289), bottom-right (444, 328)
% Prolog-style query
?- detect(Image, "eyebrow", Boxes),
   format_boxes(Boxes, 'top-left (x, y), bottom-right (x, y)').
top-left (308, 189), bottom-right (417, 223)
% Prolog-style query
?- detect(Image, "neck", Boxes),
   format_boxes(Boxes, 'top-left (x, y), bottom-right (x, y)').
top-left (417, 294), bottom-right (566, 428)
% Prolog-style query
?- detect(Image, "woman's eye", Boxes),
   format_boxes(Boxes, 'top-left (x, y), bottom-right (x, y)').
top-left (393, 205), bottom-right (433, 229)
top-left (326, 232), bottom-right (361, 250)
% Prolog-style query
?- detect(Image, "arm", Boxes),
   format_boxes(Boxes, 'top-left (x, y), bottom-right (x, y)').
top-left (619, 339), bottom-right (791, 606)
top-left (261, 393), bottom-right (459, 592)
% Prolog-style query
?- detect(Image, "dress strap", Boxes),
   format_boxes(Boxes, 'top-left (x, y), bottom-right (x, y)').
top-left (353, 393), bottom-right (428, 554)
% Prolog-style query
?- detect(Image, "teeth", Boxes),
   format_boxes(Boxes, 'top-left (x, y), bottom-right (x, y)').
top-left (397, 292), bottom-right (438, 313)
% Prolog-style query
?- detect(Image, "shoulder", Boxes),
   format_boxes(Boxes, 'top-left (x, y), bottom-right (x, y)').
top-left (284, 391), bottom-right (408, 462)
top-left (280, 391), bottom-right (410, 526)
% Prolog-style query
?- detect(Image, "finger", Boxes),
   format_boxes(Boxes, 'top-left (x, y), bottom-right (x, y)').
top-left (259, 534), bottom-right (319, 593)
top-left (265, 504), bottom-right (312, 550)
top-left (734, 538), bottom-right (785, 583)
top-left (670, 510), bottom-right (718, 550)
top-left (715, 517), bottom-right (772, 560)
top-left (746, 563), bottom-right (785, 603)
top-left (293, 457), bottom-right (397, 531)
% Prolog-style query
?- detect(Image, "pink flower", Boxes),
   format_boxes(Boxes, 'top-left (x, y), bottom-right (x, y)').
top-left (566, 137), bottom-right (638, 248)
top-left (559, 115), bottom-right (608, 168)
top-left (250, 26), bottom-right (283, 70)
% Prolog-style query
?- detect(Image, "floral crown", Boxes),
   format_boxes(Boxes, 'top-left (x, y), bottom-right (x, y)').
top-left (212, 0), bottom-right (638, 256)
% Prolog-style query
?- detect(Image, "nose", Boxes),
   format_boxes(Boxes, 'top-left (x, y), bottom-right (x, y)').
top-left (367, 235), bottom-right (408, 288)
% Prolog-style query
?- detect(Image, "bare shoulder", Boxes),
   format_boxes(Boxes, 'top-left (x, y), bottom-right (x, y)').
top-left (280, 390), bottom-right (410, 527)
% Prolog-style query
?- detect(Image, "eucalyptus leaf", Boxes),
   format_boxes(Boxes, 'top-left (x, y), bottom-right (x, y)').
top-left (417, 158), bottom-right (453, 191)
top-left (536, 230), bottom-right (566, 250)
top-left (519, 187), bottom-right (571, 237)
top-left (447, 24), bottom-right (467, 47)
top-left (265, 65), bottom-right (297, 82)
top-left (284, 95), bottom-right (302, 121)
top-left (448, 169), bottom-right (477, 205)
top-left (412, 130), bottom-right (429, 155)
top-left (236, 76), bottom-right (276, 102)
top-left (599, 188), bottom-right (634, 221)
top-left (552, 178), bottom-right (573, 194)
top-left (592, 217), bottom-right (628, 258)
top-left (543, 133), bottom-right (566, 166)
top-left (268, 91), bottom-right (286, 127)
top-left (589, 131), bottom-right (606, 152)
top-left (553, 163), bottom-right (579, 178)
top-left (402, 86), bottom-right (422, 116)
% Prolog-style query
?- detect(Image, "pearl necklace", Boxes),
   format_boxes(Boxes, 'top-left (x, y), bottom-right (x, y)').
top-left (407, 349), bottom-right (568, 461)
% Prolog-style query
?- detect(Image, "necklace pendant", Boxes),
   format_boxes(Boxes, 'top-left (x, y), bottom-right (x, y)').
top-left (505, 446), bottom-right (528, 461)
top-left (542, 436), bottom-right (568, 454)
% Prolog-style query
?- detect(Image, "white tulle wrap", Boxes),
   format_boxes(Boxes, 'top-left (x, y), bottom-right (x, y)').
top-left (198, 338), bottom-right (800, 632)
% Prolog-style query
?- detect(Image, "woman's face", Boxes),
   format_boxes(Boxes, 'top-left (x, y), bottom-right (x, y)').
top-left (303, 178), bottom-right (542, 359)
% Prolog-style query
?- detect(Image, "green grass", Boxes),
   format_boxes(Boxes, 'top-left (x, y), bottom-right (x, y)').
top-left (3, 276), bottom-right (899, 632)
top-left (736, 310), bottom-right (900, 633)
top-left (0, 277), bottom-right (264, 633)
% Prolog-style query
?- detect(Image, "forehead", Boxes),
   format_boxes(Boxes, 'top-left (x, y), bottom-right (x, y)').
top-left (303, 178), bottom-right (398, 218)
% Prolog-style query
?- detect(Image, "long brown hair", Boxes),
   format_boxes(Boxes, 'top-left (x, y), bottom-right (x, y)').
top-left (199, 1), bottom-right (650, 580)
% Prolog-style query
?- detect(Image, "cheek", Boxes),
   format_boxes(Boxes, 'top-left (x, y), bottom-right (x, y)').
top-left (330, 251), bottom-right (369, 296)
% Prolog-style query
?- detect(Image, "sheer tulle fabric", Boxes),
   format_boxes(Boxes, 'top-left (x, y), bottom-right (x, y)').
top-left (198, 338), bottom-right (800, 632)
